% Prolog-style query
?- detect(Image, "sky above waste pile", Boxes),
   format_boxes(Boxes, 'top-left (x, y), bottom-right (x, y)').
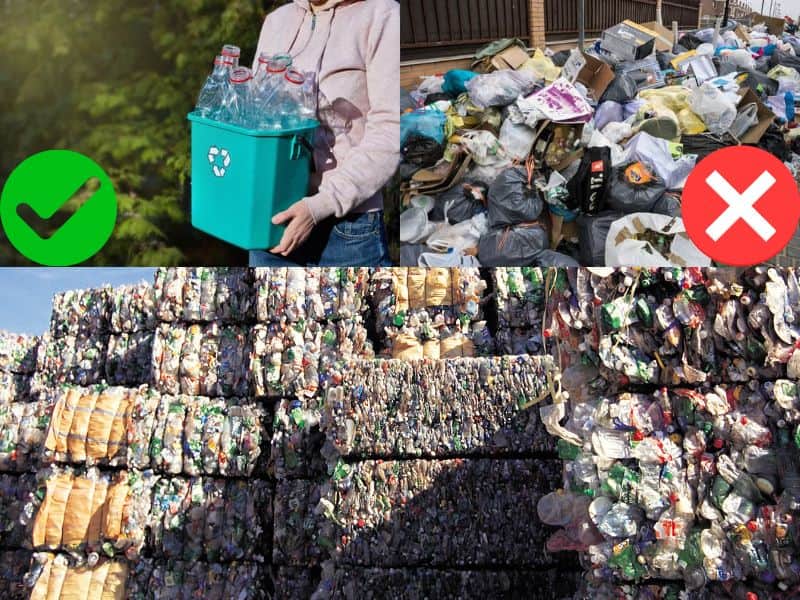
top-left (750, 0), bottom-right (800, 19)
top-left (0, 268), bottom-right (154, 334)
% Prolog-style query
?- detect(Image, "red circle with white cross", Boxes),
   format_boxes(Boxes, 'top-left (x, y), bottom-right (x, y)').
top-left (682, 146), bottom-right (800, 266)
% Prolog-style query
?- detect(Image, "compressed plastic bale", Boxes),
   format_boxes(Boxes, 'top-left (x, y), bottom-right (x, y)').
top-left (0, 550), bottom-right (33, 599)
top-left (49, 288), bottom-right (111, 339)
top-left (127, 388), bottom-right (160, 470)
top-left (151, 324), bottom-right (185, 395)
top-left (0, 473), bottom-right (39, 548)
top-left (273, 479), bottom-right (329, 566)
top-left (31, 552), bottom-right (67, 600)
top-left (85, 387), bottom-right (126, 464)
top-left (220, 479), bottom-right (271, 563)
top-left (320, 566), bottom-right (580, 600)
top-left (406, 268), bottom-right (427, 310)
top-left (108, 283), bottom-right (157, 334)
top-left (273, 567), bottom-right (319, 600)
top-left (0, 371), bottom-right (33, 405)
top-left (201, 398), bottom-right (227, 475)
top-left (179, 324), bottom-right (203, 396)
top-left (304, 267), bottom-right (325, 322)
top-left (104, 331), bottom-right (154, 386)
top-left (153, 267), bottom-right (187, 322)
top-left (219, 401), bottom-right (267, 477)
top-left (2, 400), bottom-right (51, 472)
top-left (492, 267), bottom-right (547, 329)
top-left (271, 398), bottom-right (325, 480)
top-left (150, 395), bottom-right (185, 475)
top-left (149, 476), bottom-right (192, 559)
top-left (327, 458), bottom-right (561, 567)
top-left (319, 319), bottom-right (375, 392)
top-left (59, 561), bottom-right (93, 598)
top-left (322, 357), bottom-right (555, 458)
top-left (203, 479), bottom-right (227, 562)
top-left (215, 325), bottom-right (249, 398)
top-left (100, 560), bottom-right (128, 600)
top-left (0, 331), bottom-right (40, 374)
top-left (86, 474), bottom-right (109, 548)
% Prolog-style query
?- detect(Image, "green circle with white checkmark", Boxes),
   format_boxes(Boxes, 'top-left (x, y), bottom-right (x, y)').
top-left (1, 150), bottom-right (117, 266)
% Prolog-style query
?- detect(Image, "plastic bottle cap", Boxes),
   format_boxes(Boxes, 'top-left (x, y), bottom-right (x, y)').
top-left (285, 69), bottom-right (305, 85)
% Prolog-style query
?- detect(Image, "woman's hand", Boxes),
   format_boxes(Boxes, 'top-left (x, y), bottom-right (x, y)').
top-left (271, 199), bottom-right (316, 256)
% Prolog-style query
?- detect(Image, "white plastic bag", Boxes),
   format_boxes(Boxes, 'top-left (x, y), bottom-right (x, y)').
top-left (426, 213), bottom-right (488, 254)
top-left (498, 119), bottom-right (536, 160)
top-left (689, 82), bottom-right (737, 135)
top-left (622, 132), bottom-right (697, 189)
top-left (460, 130), bottom-right (511, 167)
top-left (465, 69), bottom-right (537, 108)
top-left (400, 196), bottom-right (436, 244)
top-left (605, 213), bottom-right (711, 267)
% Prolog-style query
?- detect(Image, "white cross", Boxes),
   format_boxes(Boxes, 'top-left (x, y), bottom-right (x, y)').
top-left (705, 170), bottom-right (777, 242)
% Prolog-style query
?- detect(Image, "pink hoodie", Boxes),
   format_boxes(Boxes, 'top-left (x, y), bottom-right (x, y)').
top-left (254, 0), bottom-right (400, 224)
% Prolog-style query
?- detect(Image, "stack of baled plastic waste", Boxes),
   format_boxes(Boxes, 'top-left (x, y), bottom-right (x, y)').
top-left (369, 266), bottom-right (492, 359)
top-left (517, 266), bottom-right (800, 599)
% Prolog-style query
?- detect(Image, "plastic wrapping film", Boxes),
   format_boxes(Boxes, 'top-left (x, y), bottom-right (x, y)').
top-left (104, 332), bottom-right (155, 386)
top-left (49, 288), bottom-right (111, 339)
top-left (0, 331), bottom-right (40, 375)
top-left (40, 386), bottom-right (266, 477)
top-left (321, 356), bottom-right (556, 458)
top-left (322, 458), bottom-right (562, 568)
top-left (254, 267), bottom-right (371, 324)
top-left (126, 558), bottom-right (269, 600)
top-left (314, 564), bottom-right (582, 600)
top-left (0, 473), bottom-right (43, 549)
top-left (36, 332), bottom-right (109, 387)
top-left (28, 468), bottom-right (271, 563)
top-left (0, 398), bottom-right (53, 472)
top-left (25, 552), bottom-right (129, 600)
top-left (154, 267), bottom-right (255, 324)
top-left (371, 267), bottom-right (493, 359)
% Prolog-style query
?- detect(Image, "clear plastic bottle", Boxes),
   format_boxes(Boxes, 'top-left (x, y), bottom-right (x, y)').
top-left (221, 44), bottom-right (241, 68)
top-left (280, 69), bottom-right (306, 129)
top-left (300, 71), bottom-right (318, 122)
top-left (223, 67), bottom-right (253, 127)
top-left (254, 55), bottom-right (292, 129)
top-left (196, 56), bottom-right (230, 119)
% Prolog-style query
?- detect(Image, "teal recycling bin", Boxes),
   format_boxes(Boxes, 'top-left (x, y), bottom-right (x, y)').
top-left (188, 112), bottom-right (318, 250)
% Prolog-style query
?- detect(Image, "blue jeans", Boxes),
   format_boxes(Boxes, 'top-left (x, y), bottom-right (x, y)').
top-left (249, 211), bottom-right (392, 267)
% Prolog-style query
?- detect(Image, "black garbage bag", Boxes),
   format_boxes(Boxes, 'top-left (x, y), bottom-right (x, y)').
top-left (754, 56), bottom-right (772, 74)
top-left (487, 166), bottom-right (544, 229)
top-left (754, 124), bottom-right (790, 162)
top-left (428, 180), bottom-right (488, 225)
top-left (738, 70), bottom-right (779, 97)
top-left (577, 211), bottom-right (623, 266)
top-left (770, 50), bottom-right (800, 73)
top-left (678, 33), bottom-right (704, 51)
top-left (478, 224), bottom-right (548, 267)
top-left (600, 73), bottom-right (639, 104)
top-left (400, 244), bottom-right (426, 267)
top-left (607, 163), bottom-right (667, 214)
top-left (402, 134), bottom-right (444, 168)
top-left (652, 192), bottom-right (682, 217)
top-left (536, 250), bottom-right (580, 267)
top-left (566, 146), bottom-right (612, 215)
top-left (681, 133), bottom-right (738, 162)
top-left (551, 50), bottom-right (571, 67)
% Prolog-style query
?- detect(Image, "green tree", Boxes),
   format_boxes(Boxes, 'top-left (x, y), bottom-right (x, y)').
top-left (0, 0), bottom-right (282, 265)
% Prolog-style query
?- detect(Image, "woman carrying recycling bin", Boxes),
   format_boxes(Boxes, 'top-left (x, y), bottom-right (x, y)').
top-left (250, 0), bottom-right (399, 267)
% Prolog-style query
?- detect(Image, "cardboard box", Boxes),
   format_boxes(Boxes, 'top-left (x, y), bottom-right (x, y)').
top-left (640, 21), bottom-right (675, 53)
top-left (738, 88), bottom-right (775, 144)
top-left (490, 45), bottom-right (530, 71)
top-left (576, 54), bottom-right (615, 102)
top-left (753, 14), bottom-right (786, 37)
top-left (600, 21), bottom-right (658, 61)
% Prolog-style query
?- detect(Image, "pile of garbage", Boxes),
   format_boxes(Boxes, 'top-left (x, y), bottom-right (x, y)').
top-left (400, 18), bottom-right (800, 267)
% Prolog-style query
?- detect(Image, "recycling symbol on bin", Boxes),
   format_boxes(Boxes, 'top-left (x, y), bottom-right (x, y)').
top-left (208, 146), bottom-right (231, 178)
